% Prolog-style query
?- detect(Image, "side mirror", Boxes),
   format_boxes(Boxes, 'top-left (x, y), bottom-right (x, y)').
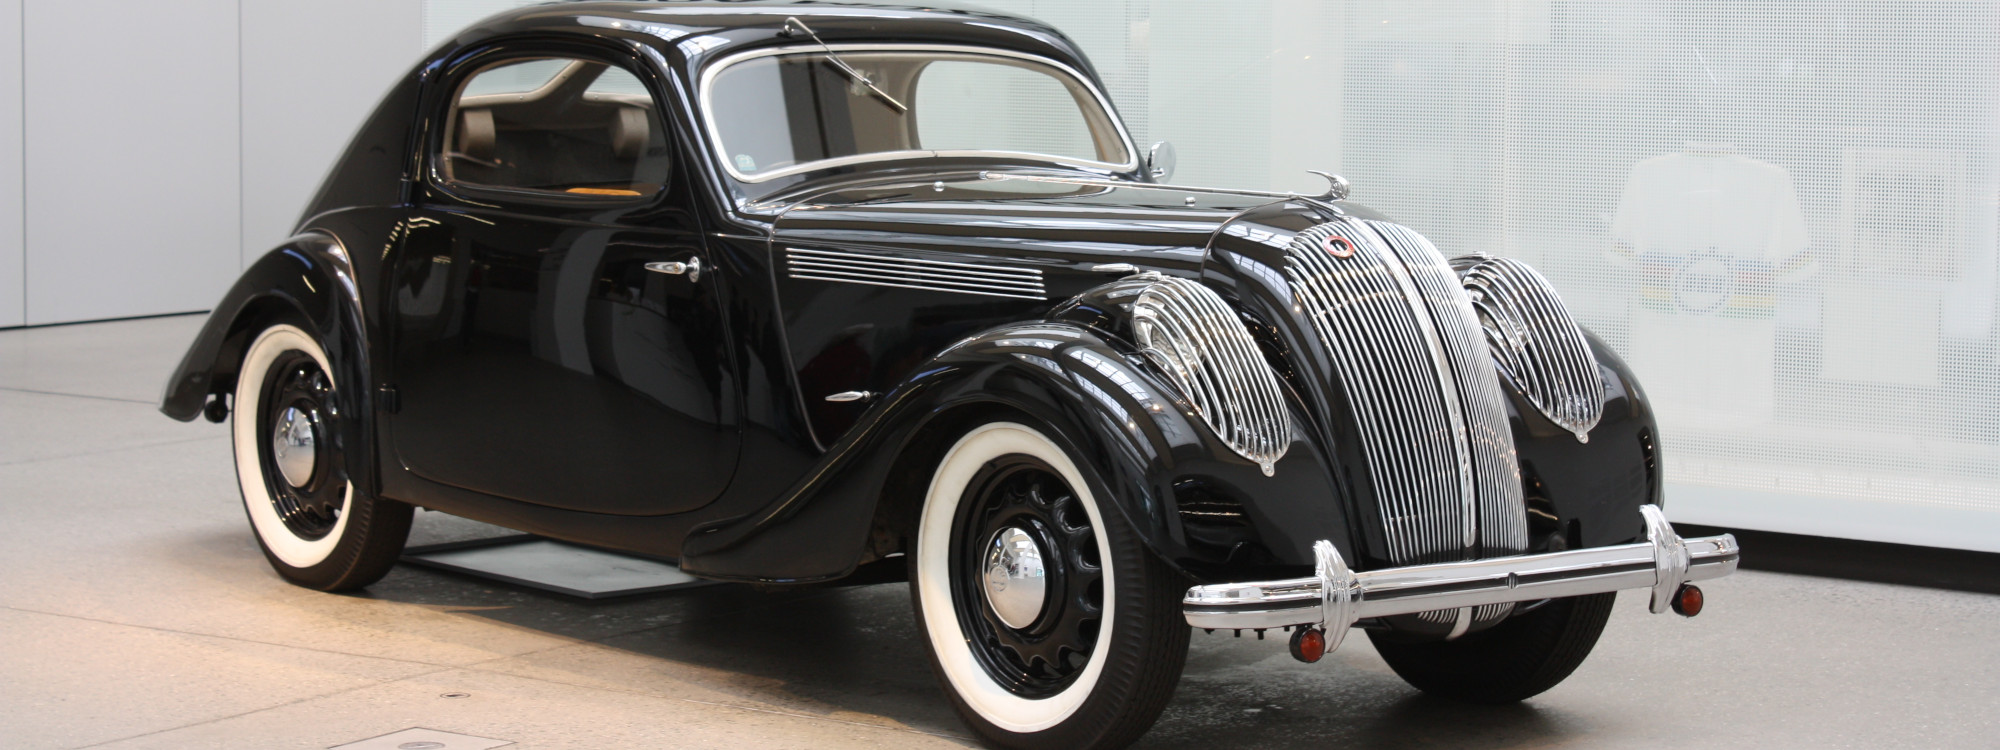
top-left (1145, 141), bottom-right (1177, 182)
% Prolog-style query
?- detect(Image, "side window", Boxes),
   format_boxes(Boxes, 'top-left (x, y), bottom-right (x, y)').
top-left (441, 56), bottom-right (671, 198)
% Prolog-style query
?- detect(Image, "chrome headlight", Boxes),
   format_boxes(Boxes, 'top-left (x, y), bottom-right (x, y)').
top-left (1131, 274), bottom-right (1291, 475)
top-left (1452, 255), bottom-right (1605, 442)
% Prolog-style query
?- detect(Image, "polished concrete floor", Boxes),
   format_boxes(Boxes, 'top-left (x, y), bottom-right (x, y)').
top-left (3, 314), bottom-right (1997, 749)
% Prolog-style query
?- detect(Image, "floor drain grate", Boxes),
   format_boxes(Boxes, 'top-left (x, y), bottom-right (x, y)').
top-left (329, 727), bottom-right (512, 750)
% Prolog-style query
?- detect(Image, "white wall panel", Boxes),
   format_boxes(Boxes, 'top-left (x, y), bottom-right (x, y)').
top-left (241, 1), bottom-right (423, 265)
top-left (23, 0), bottom-right (238, 325)
top-left (0, 0), bottom-right (22, 328)
top-left (425, 0), bottom-right (542, 48)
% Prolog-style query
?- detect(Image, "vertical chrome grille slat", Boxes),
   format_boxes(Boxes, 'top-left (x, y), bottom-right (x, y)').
top-left (1370, 222), bottom-right (1529, 557)
top-left (1287, 222), bottom-right (1473, 565)
top-left (1284, 220), bottom-right (1529, 572)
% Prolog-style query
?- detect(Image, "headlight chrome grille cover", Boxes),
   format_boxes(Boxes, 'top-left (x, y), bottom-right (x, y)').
top-left (1131, 274), bottom-right (1291, 476)
top-left (1451, 254), bottom-right (1605, 442)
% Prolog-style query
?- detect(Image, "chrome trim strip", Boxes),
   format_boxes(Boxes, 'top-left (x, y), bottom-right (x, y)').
top-left (1451, 254), bottom-right (1607, 442)
top-left (788, 262), bottom-right (1044, 290)
top-left (698, 44), bottom-right (1141, 184)
top-left (1129, 274), bottom-right (1291, 475)
top-left (784, 247), bottom-right (1046, 301)
top-left (982, 171), bottom-right (1345, 210)
top-left (1182, 505), bottom-right (1739, 635)
top-left (789, 254), bottom-right (1043, 284)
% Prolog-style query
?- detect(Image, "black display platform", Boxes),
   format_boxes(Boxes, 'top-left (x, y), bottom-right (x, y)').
top-left (401, 535), bottom-right (715, 600)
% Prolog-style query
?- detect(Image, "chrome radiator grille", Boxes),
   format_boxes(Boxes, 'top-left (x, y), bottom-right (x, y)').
top-left (1371, 222), bottom-right (1529, 559)
top-left (1282, 221), bottom-right (1528, 565)
top-left (1451, 255), bottom-right (1606, 442)
top-left (1132, 274), bottom-right (1291, 475)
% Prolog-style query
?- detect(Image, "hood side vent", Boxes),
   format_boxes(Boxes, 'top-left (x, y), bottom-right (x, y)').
top-left (786, 246), bottom-right (1047, 301)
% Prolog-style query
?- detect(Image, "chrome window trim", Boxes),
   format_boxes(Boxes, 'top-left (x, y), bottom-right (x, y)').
top-left (697, 44), bottom-right (1142, 184)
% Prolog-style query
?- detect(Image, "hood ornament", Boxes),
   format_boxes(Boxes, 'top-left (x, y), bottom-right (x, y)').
top-left (1307, 170), bottom-right (1350, 201)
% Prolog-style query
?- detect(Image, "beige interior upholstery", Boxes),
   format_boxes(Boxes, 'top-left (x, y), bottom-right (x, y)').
top-left (610, 106), bottom-right (649, 160)
top-left (458, 108), bottom-right (496, 163)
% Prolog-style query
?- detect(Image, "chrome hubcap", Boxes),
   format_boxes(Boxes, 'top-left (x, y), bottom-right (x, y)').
top-left (271, 406), bottom-right (318, 488)
top-left (982, 526), bottom-right (1048, 629)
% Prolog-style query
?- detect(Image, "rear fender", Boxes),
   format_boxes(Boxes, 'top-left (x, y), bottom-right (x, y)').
top-left (158, 232), bottom-right (379, 495)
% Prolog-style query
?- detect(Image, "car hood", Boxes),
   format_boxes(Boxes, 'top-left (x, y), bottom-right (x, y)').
top-left (770, 172), bottom-right (1282, 274)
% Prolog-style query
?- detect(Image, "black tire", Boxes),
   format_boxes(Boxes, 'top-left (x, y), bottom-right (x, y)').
top-left (1368, 592), bottom-right (1616, 704)
top-left (909, 420), bottom-right (1188, 750)
top-left (231, 322), bottom-right (411, 591)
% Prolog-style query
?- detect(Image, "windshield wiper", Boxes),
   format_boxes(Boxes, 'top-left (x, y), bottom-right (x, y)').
top-left (781, 17), bottom-right (909, 114)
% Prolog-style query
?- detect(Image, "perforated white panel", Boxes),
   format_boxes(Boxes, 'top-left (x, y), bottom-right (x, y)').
top-left (1336, 1), bottom-right (1999, 548)
top-left (973, 0), bottom-right (2000, 549)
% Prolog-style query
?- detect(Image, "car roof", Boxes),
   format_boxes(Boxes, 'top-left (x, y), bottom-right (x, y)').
top-left (444, 1), bottom-right (1091, 77)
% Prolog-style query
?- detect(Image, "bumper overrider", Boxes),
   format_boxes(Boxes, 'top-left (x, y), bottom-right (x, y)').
top-left (1182, 506), bottom-right (1738, 654)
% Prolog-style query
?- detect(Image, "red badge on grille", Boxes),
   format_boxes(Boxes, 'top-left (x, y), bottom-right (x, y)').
top-left (1323, 235), bottom-right (1356, 259)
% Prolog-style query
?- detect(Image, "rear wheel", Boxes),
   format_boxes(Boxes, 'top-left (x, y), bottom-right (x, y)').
top-left (232, 322), bottom-right (410, 591)
top-left (910, 421), bottom-right (1187, 750)
top-left (1368, 592), bottom-right (1615, 704)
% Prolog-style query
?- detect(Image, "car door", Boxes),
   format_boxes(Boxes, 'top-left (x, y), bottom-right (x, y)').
top-left (385, 44), bottom-right (738, 516)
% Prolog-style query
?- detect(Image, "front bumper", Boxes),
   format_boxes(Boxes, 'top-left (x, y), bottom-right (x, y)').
top-left (1183, 505), bottom-right (1737, 649)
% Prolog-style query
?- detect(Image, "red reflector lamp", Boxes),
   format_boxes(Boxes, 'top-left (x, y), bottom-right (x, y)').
top-left (1289, 626), bottom-right (1327, 663)
top-left (1671, 583), bottom-right (1705, 617)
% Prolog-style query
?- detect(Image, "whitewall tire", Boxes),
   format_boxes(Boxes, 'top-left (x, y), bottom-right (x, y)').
top-left (911, 420), bottom-right (1189, 750)
top-left (232, 322), bottom-right (410, 591)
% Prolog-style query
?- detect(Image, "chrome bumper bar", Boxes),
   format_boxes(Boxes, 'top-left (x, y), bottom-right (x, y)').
top-left (1183, 506), bottom-right (1737, 649)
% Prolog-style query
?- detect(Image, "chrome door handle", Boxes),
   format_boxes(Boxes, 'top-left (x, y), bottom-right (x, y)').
top-left (644, 257), bottom-right (702, 283)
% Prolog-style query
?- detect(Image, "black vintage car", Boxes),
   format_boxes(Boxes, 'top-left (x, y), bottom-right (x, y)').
top-left (162, 2), bottom-right (1739, 747)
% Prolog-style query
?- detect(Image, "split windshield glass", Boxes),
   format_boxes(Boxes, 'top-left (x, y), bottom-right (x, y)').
top-left (704, 49), bottom-right (1132, 180)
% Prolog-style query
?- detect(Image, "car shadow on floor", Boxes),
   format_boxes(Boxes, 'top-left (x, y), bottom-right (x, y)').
top-left (359, 562), bottom-right (1577, 749)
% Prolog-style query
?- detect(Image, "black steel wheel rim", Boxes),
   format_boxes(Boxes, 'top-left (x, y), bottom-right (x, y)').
top-left (949, 455), bottom-right (1105, 698)
top-left (257, 350), bottom-right (345, 540)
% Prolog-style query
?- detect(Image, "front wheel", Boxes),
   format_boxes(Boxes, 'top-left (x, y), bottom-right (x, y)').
top-left (232, 322), bottom-right (411, 591)
top-left (910, 421), bottom-right (1188, 750)
top-left (1368, 592), bottom-right (1616, 704)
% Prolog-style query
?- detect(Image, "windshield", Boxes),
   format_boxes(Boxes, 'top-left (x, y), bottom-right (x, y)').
top-left (704, 48), bottom-right (1134, 181)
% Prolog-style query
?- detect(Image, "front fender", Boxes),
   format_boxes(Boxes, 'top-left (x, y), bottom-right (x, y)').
top-left (1510, 327), bottom-right (1664, 553)
top-left (679, 320), bottom-right (1354, 585)
top-left (158, 232), bottom-right (378, 495)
